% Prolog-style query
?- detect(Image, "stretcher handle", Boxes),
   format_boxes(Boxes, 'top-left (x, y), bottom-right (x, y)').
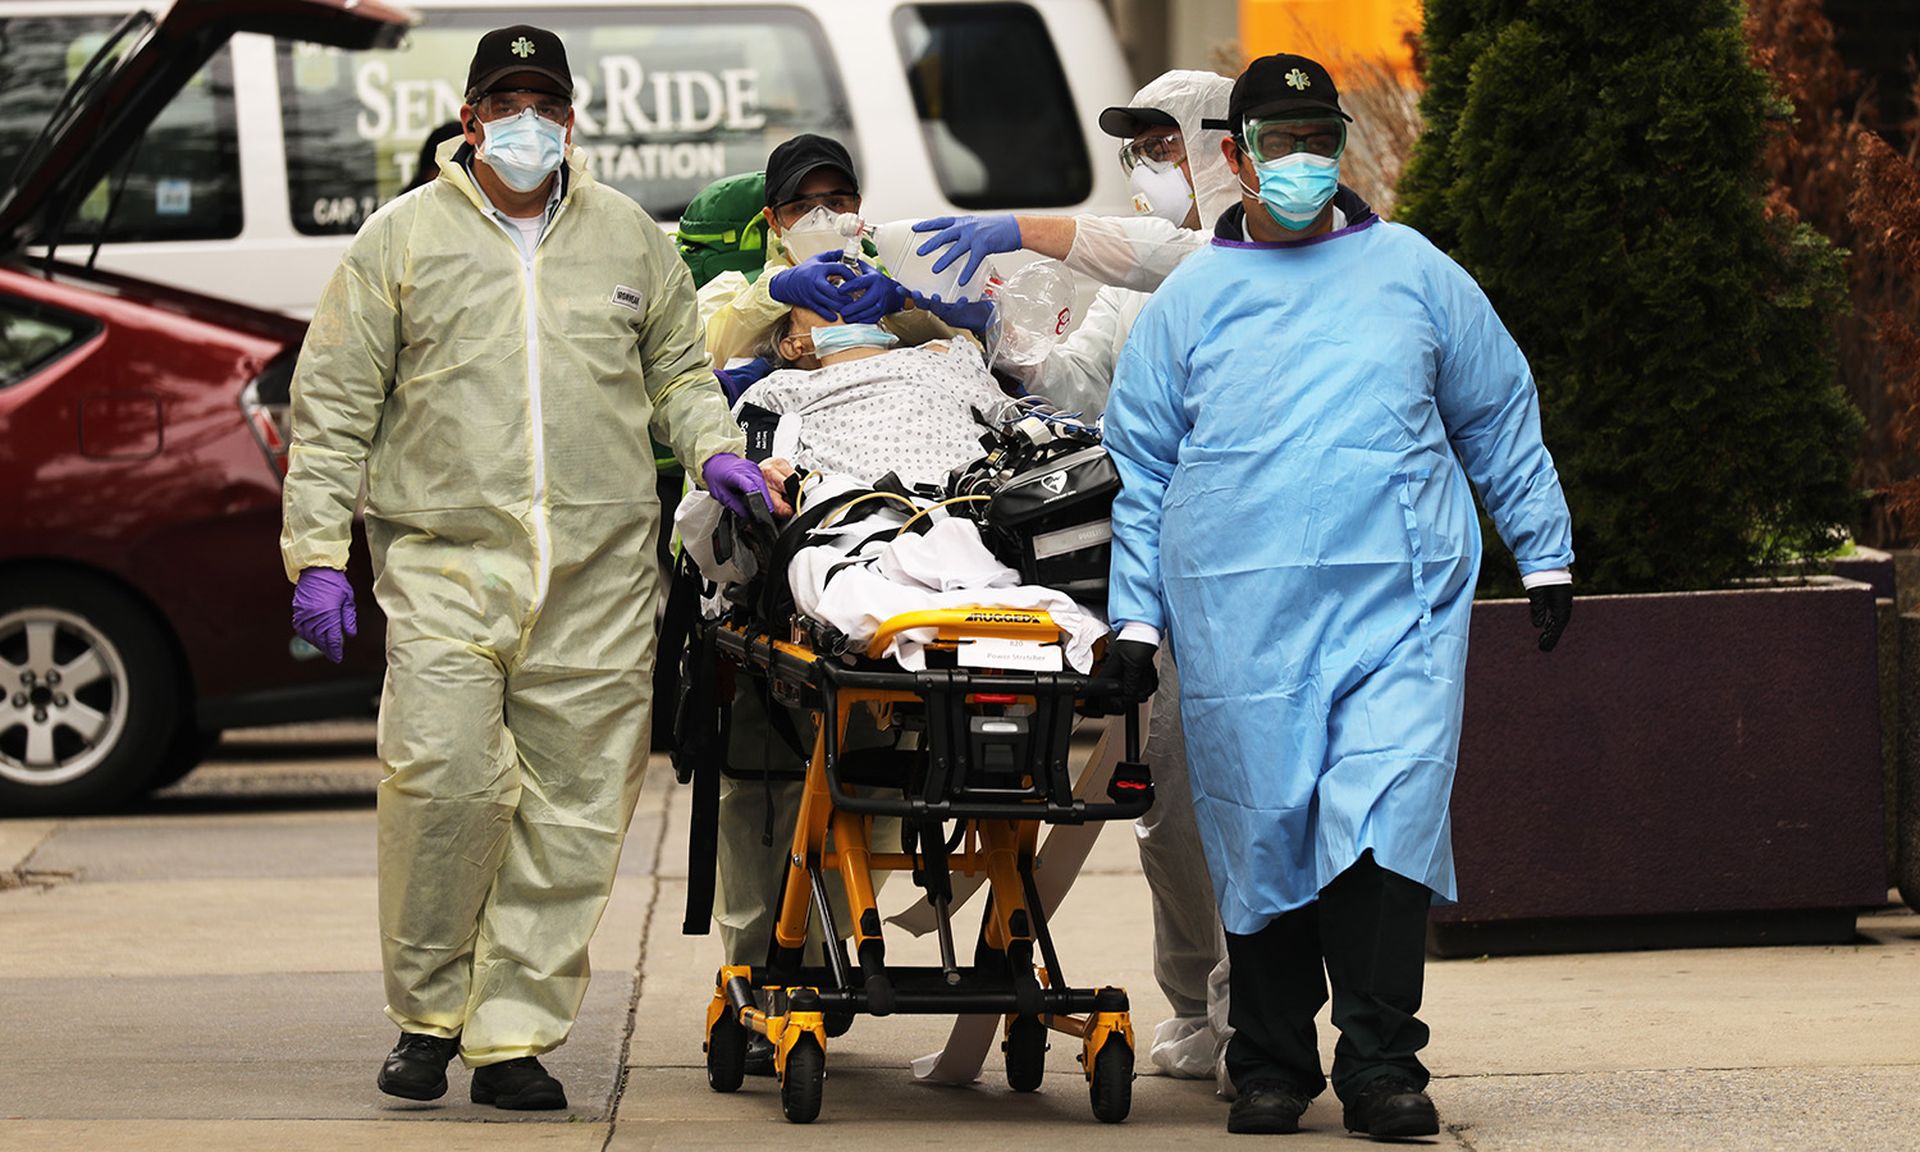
top-left (865, 606), bottom-right (1064, 660)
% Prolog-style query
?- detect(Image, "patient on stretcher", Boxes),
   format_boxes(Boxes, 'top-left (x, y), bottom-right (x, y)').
top-left (735, 304), bottom-right (1014, 497)
top-left (675, 302), bottom-right (1109, 672)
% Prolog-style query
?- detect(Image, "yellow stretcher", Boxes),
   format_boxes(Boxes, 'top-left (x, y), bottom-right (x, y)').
top-left (698, 606), bottom-right (1154, 1124)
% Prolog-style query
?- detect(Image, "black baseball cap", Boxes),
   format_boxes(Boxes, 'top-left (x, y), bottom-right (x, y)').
top-left (1098, 105), bottom-right (1178, 139)
top-left (1202, 53), bottom-right (1350, 135)
top-left (465, 26), bottom-right (573, 102)
top-left (764, 134), bottom-right (860, 209)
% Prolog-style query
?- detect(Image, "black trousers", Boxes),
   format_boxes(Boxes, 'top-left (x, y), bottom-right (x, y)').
top-left (1223, 851), bottom-right (1432, 1101)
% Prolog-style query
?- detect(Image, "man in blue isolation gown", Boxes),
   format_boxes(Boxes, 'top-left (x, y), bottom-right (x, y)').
top-left (1099, 54), bottom-right (1576, 1139)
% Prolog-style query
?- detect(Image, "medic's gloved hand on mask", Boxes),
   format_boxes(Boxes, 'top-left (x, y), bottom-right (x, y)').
top-left (714, 357), bottom-right (774, 404)
top-left (768, 251), bottom-right (859, 317)
top-left (911, 215), bottom-right (1022, 288)
top-left (838, 268), bottom-right (910, 324)
top-left (291, 567), bottom-right (357, 664)
top-left (907, 290), bottom-right (996, 337)
top-left (1090, 638), bottom-right (1159, 715)
top-left (703, 452), bottom-right (776, 523)
top-left (1527, 583), bottom-right (1573, 652)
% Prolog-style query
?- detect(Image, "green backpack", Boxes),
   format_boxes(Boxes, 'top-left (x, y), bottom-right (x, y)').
top-left (675, 170), bottom-right (770, 289)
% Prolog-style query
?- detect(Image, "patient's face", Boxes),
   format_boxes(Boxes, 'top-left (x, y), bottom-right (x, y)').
top-left (778, 306), bottom-right (834, 369)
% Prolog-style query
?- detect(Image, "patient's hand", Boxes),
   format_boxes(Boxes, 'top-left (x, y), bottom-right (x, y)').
top-left (760, 458), bottom-right (796, 519)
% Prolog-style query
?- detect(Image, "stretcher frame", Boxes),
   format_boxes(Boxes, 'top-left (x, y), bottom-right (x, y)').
top-left (698, 607), bottom-right (1153, 1124)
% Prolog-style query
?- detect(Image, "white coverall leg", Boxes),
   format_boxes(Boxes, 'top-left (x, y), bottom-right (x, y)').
top-left (1135, 654), bottom-right (1232, 1081)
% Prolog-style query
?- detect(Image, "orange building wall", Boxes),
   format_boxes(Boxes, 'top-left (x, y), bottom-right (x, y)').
top-left (1239, 0), bottom-right (1423, 81)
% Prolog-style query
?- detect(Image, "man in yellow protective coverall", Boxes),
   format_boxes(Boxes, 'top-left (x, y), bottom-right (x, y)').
top-left (280, 26), bottom-right (766, 1111)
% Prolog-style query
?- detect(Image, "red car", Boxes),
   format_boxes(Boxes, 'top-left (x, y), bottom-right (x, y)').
top-left (0, 0), bottom-right (412, 815)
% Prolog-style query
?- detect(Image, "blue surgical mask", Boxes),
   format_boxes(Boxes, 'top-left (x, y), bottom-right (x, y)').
top-left (810, 323), bottom-right (899, 357)
top-left (1249, 152), bottom-right (1340, 231)
top-left (479, 108), bottom-right (566, 193)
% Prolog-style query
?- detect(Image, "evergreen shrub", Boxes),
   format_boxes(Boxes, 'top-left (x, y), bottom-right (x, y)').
top-left (1397, 0), bottom-right (1862, 593)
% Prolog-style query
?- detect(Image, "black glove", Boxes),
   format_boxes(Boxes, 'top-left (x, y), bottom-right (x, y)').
top-left (1091, 639), bottom-right (1159, 715)
top-left (1527, 582), bottom-right (1573, 652)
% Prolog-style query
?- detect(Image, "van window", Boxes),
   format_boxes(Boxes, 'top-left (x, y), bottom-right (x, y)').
top-left (278, 8), bottom-right (854, 235)
top-left (893, 4), bottom-right (1091, 209)
top-left (0, 297), bottom-right (97, 390)
top-left (0, 17), bottom-right (242, 244)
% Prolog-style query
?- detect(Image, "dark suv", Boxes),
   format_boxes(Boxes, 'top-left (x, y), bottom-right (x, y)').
top-left (0, 0), bottom-right (411, 815)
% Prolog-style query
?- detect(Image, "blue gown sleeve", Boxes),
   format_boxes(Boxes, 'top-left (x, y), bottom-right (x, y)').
top-left (1427, 250), bottom-right (1576, 576)
top-left (1104, 296), bottom-right (1193, 632)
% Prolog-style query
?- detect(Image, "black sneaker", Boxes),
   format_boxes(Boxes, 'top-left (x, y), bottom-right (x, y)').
top-left (377, 1031), bottom-right (460, 1101)
top-left (470, 1056), bottom-right (567, 1111)
top-left (1342, 1077), bottom-right (1440, 1139)
top-left (744, 1033), bottom-right (777, 1078)
top-left (1227, 1080), bottom-right (1311, 1135)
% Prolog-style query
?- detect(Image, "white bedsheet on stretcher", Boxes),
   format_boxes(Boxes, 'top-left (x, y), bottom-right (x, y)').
top-left (675, 490), bottom-right (1108, 672)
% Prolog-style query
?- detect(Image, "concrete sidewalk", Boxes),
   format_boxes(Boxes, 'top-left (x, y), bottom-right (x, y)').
top-left (3, 735), bottom-right (1918, 1150)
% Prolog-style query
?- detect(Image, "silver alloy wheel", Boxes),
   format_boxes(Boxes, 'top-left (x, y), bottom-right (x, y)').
top-left (0, 608), bottom-right (130, 788)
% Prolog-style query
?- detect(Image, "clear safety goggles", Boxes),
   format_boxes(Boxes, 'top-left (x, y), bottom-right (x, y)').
top-left (1118, 131), bottom-right (1186, 174)
top-left (774, 190), bottom-right (860, 224)
top-left (478, 88), bottom-right (569, 124)
top-left (1243, 117), bottom-right (1347, 163)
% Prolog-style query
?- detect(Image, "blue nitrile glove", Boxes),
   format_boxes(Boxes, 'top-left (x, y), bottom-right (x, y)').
top-left (908, 290), bottom-right (997, 337)
top-left (702, 452), bottom-right (774, 520)
top-left (768, 251), bottom-right (858, 317)
top-left (839, 269), bottom-right (910, 324)
top-left (715, 357), bottom-right (774, 404)
top-left (911, 214), bottom-right (1022, 288)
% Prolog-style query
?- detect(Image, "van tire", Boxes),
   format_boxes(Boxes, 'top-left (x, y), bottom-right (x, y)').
top-left (0, 571), bottom-right (180, 816)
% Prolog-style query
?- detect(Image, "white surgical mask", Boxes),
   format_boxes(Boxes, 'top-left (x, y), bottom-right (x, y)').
top-left (1129, 162), bottom-right (1194, 225)
top-left (782, 206), bottom-right (865, 263)
top-left (479, 108), bottom-right (566, 193)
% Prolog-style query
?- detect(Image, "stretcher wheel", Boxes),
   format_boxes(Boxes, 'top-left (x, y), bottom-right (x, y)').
top-left (705, 1014), bottom-right (748, 1093)
top-left (1088, 1038), bottom-right (1133, 1124)
top-left (1003, 1015), bottom-right (1047, 1092)
top-left (780, 1034), bottom-right (826, 1123)
top-left (825, 1005), bottom-right (856, 1038)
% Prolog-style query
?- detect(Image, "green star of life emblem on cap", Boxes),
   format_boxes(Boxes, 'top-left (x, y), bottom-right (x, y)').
top-left (511, 36), bottom-right (535, 58)
top-left (1286, 68), bottom-right (1310, 90)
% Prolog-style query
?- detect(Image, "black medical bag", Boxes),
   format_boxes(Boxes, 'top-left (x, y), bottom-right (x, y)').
top-left (980, 443), bottom-right (1120, 602)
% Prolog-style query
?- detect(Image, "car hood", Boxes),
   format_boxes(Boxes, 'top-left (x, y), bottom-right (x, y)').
top-left (0, 0), bottom-right (415, 251)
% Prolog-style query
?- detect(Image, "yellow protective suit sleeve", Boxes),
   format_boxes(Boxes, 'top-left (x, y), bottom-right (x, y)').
top-left (703, 261), bottom-right (789, 365)
top-left (637, 223), bottom-right (747, 475)
top-left (279, 205), bottom-right (404, 581)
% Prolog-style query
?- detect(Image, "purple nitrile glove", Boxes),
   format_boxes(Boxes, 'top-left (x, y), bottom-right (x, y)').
top-left (715, 357), bottom-right (774, 404)
top-left (911, 214), bottom-right (1022, 287)
top-left (767, 251), bottom-right (858, 318)
top-left (291, 567), bottom-right (357, 664)
top-left (703, 452), bottom-right (774, 521)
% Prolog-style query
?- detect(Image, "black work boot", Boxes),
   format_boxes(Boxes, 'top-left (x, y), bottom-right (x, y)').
top-left (471, 1056), bottom-right (567, 1110)
top-left (377, 1031), bottom-right (460, 1101)
top-left (1227, 1081), bottom-right (1312, 1135)
top-left (744, 1033), bottom-right (777, 1078)
top-left (1342, 1077), bottom-right (1440, 1139)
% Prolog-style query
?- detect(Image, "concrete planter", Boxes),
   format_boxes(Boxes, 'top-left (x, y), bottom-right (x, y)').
top-left (1431, 577), bottom-right (1886, 957)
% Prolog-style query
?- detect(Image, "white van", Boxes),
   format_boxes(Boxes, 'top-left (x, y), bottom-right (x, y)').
top-left (0, 0), bottom-right (1135, 315)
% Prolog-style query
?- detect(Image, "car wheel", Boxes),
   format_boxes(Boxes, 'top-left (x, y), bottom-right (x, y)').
top-left (0, 572), bottom-right (180, 815)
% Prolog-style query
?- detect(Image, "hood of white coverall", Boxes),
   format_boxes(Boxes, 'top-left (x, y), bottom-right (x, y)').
top-left (1126, 69), bottom-right (1239, 229)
